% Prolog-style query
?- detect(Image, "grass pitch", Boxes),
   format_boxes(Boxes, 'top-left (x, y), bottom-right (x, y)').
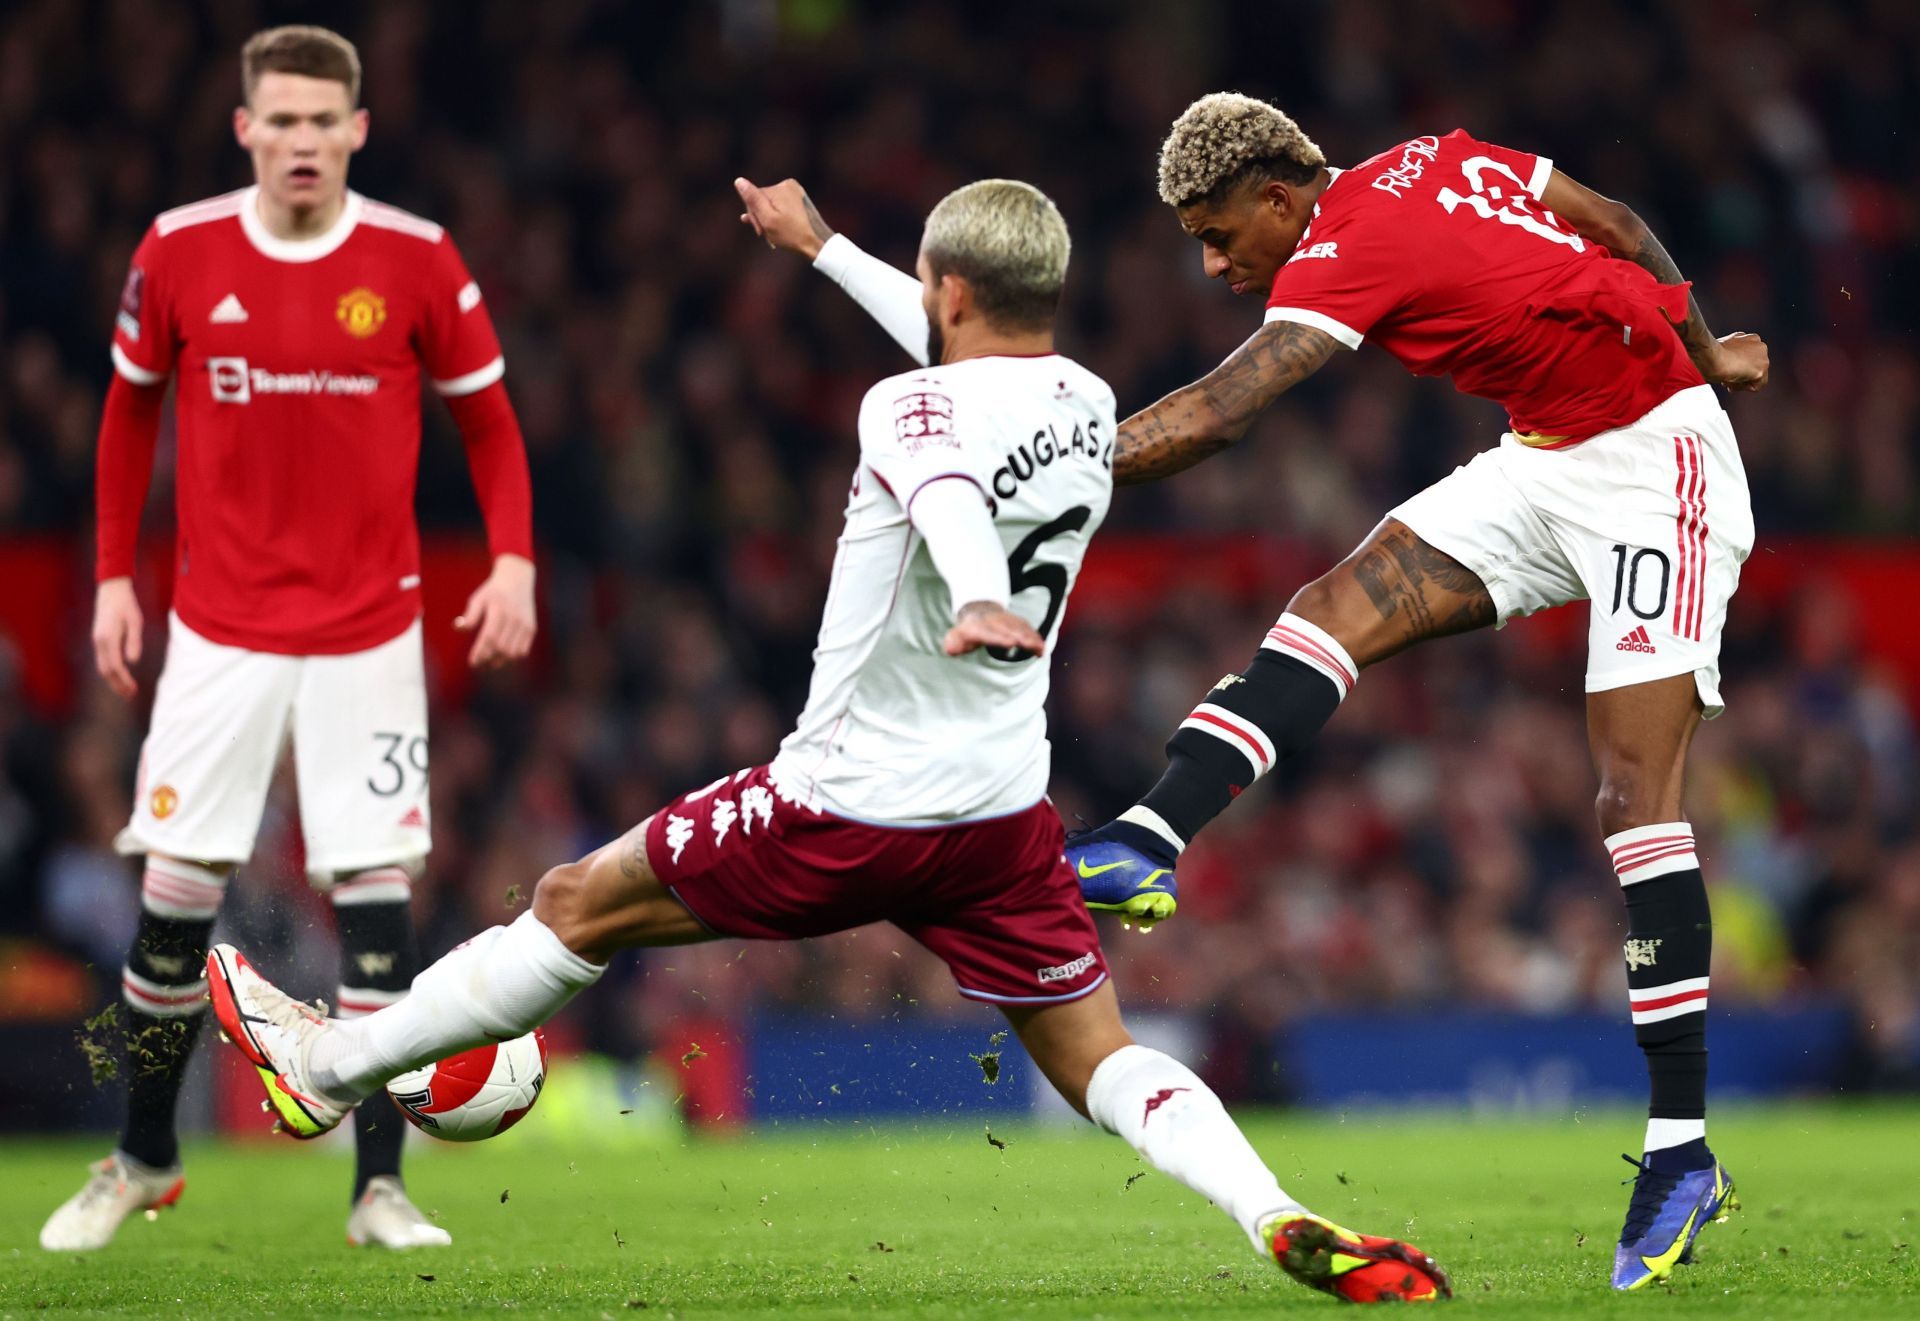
top-left (3, 1103), bottom-right (1916, 1317)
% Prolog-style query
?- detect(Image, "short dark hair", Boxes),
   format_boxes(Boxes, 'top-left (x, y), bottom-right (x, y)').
top-left (241, 26), bottom-right (361, 106)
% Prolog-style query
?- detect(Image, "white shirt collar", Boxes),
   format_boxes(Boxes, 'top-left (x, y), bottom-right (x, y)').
top-left (239, 185), bottom-right (362, 262)
top-left (1312, 166), bottom-right (1345, 220)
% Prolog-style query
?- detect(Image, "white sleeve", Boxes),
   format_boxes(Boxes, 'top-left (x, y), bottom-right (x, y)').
top-left (908, 477), bottom-right (1008, 617)
top-left (814, 234), bottom-right (931, 367)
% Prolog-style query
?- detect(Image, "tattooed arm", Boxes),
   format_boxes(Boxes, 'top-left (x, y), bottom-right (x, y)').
top-left (1540, 169), bottom-right (1768, 391)
top-left (1114, 319), bottom-right (1339, 485)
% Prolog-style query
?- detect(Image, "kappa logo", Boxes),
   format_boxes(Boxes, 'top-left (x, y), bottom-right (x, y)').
top-left (665, 814), bottom-right (695, 863)
top-left (712, 799), bottom-right (739, 846)
top-left (1623, 938), bottom-right (1662, 970)
top-left (210, 293), bottom-right (249, 323)
top-left (738, 785), bottom-right (775, 835)
top-left (1142, 1087), bottom-right (1191, 1123)
top-left (1036, 952), bottom-right (1096, 984)
top-left (1616, 625), bottom-right (1658, 654)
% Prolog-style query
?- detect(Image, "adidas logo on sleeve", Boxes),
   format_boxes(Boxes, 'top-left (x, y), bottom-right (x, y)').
top-left (1616, 626), bottom-right (1658, 654)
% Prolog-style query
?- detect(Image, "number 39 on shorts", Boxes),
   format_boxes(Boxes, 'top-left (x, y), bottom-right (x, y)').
top-left (368, 730), bottom-right (428, 797)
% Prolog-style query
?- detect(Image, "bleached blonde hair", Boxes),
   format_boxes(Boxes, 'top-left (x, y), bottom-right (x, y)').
top-left (922, 179), bottom-right (1071, 330)
top-left (1157, 92), bottom-right (1326, 208)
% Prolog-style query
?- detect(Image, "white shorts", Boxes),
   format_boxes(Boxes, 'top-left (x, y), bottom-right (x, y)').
top-left (118, 614), bottom-right (432, 877)
top-left (1390, 385), bottom-right (1753, 716)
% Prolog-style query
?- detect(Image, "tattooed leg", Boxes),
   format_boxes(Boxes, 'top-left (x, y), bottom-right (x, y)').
top-left (1116, 519), bottom-right (1495, 849)
top-left (1289, 518), bottom-right (1496, 669)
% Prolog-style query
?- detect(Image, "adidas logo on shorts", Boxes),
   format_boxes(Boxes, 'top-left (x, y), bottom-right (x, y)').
top-left (1616, 625), bottom-right (1658, 654)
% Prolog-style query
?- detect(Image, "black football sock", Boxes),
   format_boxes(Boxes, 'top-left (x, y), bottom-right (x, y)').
top-left (1134, 612), bottom-right (1356, 847)
top-left (332, 870), bottom-right (420, 1201)
top-left (118, 858), bottom-right (228, 1169)
top-left (1608, 823), bottom-right (1712, 1169)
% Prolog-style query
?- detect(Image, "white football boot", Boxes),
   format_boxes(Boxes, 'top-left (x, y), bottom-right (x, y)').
top-left (346, 1175), bottom-right (453, 1248)
top-left (205, 944), bottom-right (350, 1139)
top-left (39, 1152), bottom-right (185, 1251)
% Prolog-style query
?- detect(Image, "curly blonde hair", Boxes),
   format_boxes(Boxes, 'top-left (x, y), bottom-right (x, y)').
top-left (1157, 93), bottom-right (1326, 208)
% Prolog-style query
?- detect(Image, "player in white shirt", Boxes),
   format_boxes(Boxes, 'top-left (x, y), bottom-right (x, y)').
top-left (770, 354), bottom-right (1113, 826)
top-left (203, 178), bottom-right (1448, 1303)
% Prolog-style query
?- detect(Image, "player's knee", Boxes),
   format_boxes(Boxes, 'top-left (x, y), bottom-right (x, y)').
top-left (1284, 572), bottom-right (1380, 663)
top-left (530, 860), bottom-right (600, 944)
top-left (1594, 772), bottom-right (1664, 837)
top-left (1283, 575), bottom-right (1340, 627)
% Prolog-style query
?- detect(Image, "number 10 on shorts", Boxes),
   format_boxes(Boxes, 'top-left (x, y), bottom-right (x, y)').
top-left (1609, 543), bottom-right (1671, 622)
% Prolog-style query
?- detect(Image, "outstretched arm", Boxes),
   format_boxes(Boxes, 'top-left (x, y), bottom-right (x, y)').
top-left (1540, 170), bottom-right (1768, 391)
top-left (1113, 319), bottom-right (1339, 485)
top-left (736, 177), bottom-right (929, 366)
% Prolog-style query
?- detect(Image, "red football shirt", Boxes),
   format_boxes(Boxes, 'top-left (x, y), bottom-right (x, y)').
top-left (106, 186), bottom-right (522, 653)
top-left (1265, 129), bottom-right (1702, 445)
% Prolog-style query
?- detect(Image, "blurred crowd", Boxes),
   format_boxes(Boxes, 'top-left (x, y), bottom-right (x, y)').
top-left (3, 0), bottom-right (1919, 1095)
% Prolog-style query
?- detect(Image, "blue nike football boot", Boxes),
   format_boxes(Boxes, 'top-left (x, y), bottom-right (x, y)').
top-left (1067, 822), bottom-right (1179, 930)
top-left (1611, 1149), bottom-right (1737, 1290)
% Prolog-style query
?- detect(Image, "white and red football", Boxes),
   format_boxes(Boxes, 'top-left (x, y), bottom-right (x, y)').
top-left (385, 1029), bottom-right (549, 1142)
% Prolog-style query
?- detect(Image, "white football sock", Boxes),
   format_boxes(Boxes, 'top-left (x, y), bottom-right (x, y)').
top-left (309, 913), bottom-right (603, 1100)
top-left (1118, 804), bottom-right (1186, 856)
top-left (1084, 1044), bottom-right (1302, 1251)
top-left (1644, 1116), bottom-right (1707, 1151)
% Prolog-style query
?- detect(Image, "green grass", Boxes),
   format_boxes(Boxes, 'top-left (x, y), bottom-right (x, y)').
top-left (3, 1104), bottom-right (1917, 1317)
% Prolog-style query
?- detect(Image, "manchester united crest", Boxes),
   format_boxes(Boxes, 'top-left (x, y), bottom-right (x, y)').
top-left (150, 785), bottom-right (180, 820)
top-left (335, 286), bottom-right (388, 338)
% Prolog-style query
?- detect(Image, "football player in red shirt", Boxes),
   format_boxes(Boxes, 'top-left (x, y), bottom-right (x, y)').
top-left (41, 26), bottom-right (535, 1253)
top-left (1066, 94), bottom-right (1765, 1291)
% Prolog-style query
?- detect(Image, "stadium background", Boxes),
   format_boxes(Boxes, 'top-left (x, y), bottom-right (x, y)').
top-left (0, 0), bottom-right (1916, 1138)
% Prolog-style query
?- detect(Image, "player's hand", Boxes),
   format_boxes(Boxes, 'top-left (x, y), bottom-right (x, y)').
top-left (1702, 331), bottom-right (1769, 392)
top-left (734, 177), bottom-right (835, 261)
top-left (943, 602), bottom-right (1045, 659)
top-left (92, 577), bottom-right (144, 699)
top-left (456, 553), bottom-right (537, 669)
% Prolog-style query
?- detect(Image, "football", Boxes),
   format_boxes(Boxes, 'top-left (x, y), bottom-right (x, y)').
top-left (385, 1030), bottom-right (549, 1142)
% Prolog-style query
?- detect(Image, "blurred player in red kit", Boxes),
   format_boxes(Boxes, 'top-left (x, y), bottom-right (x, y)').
top-left (41, 25), bottom-right (535, 1252)
top-left (1065, 94), bottom-right (1765, 1291)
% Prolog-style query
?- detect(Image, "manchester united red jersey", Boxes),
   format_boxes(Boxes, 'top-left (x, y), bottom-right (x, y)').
top-left (1265, 130), bottom-right (1702, 445)
top-left (108, 186), bottom-right (508, 653)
